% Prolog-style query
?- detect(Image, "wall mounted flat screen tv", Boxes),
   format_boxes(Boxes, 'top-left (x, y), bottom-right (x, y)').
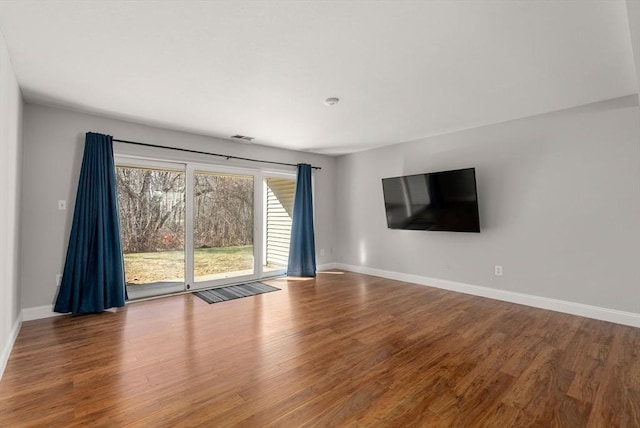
top-left (382, 167), bottom-right (480, 232)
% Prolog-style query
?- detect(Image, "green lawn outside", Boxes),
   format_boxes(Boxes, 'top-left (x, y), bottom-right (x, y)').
top-left (124, 245), bottom-right (254, 284)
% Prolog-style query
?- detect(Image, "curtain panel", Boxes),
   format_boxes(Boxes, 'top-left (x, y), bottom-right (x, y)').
top-left (54, 132), bottom-right (126, 314)
top-left (287, 163), bottom-right (316, 277)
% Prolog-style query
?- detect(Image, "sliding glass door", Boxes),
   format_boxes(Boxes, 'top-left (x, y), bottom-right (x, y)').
top-left (115, 157), bottom-right (295, 298)
top-left (116, 160), bottom-right (186, 299)
top-left (189, 169), bottom-right (257, 290)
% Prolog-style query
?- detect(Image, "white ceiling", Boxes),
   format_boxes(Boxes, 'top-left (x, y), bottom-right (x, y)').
top-left (0, 1), bottom-right (638, 155)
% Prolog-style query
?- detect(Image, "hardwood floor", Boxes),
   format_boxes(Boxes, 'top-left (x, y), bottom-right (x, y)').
top-left (1, 271), bottom-right (638, 427)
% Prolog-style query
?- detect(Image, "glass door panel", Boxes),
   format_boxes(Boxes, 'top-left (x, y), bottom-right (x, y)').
top-left (116, 164), bottom-right (186, 299)
top-left (193, 171), bottom-right (254, 284)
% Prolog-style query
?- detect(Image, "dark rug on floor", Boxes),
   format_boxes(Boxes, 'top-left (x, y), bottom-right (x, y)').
top-left (193, 282), bottom-right (281, 304)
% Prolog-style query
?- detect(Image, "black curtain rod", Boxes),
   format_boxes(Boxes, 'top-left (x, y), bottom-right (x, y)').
top-left (112, 138), bottom-right (321, 170)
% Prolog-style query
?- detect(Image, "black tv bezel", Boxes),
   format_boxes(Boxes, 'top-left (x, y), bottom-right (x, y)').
top-left (381, 167), bottom-right (481, 233)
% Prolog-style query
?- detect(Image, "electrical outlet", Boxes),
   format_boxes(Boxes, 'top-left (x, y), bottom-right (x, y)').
top-left (56, 274), bottom-right (63, 286)
top-left (320, 248), bottom-right (325, 256)
top-left (58, 200), bottom-right (67, 210)
top-left (494, 265), bottom-right (503, 276)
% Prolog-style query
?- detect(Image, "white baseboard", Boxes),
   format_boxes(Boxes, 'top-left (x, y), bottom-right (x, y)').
top-left (0, 313), bottom-right (22, 380)
top-left (334, 263), bottom-right (640, 328)
top-left (317, 262), bottom-right (340, 271)
top-left (18, 264), bottom-right (640, 328)
top-left (22, 305), bottom-right (64, 322)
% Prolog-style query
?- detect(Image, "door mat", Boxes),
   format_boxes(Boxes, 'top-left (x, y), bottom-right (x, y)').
top-left (193, 282), bottom-right (280, 304)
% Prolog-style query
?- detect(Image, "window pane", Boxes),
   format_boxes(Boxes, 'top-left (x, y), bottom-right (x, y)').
top-left (116, 166), bottom-right (185, 298)
top-left (264, 177), bottom-right (295, 272)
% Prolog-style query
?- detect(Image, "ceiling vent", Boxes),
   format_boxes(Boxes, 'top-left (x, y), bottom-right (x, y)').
top-left (231, 135), bottom-right (254, 143)
top-left (324, 97), bottom-right (340, 106)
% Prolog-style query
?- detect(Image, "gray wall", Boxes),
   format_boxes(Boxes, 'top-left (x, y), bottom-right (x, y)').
top-left (21, 103), bottom-right (337, 309)
top-left (0, 30), bottom-right (23, 372)
top-left (335, 96), bottom-right (640, 314)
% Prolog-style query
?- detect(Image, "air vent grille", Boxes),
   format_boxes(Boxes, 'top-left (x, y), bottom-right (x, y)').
top-left (231, 135), bottom-right (254, 142)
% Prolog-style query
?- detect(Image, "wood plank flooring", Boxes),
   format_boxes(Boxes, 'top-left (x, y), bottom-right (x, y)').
top-left (1, 271), bottom-right (638, 427)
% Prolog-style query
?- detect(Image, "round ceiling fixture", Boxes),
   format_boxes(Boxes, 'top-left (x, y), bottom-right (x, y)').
top-left (324, 97), bottom-right (340, 106)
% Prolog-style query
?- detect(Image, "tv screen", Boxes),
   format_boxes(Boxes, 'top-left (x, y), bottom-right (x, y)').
top-left (382, 168), bottom-right (480, 232)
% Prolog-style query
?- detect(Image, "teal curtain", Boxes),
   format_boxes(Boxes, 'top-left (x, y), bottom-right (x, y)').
top-left (54, 132), bottom-right (126, 314)
top-left (287, 164), bottom-right (316, 277)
